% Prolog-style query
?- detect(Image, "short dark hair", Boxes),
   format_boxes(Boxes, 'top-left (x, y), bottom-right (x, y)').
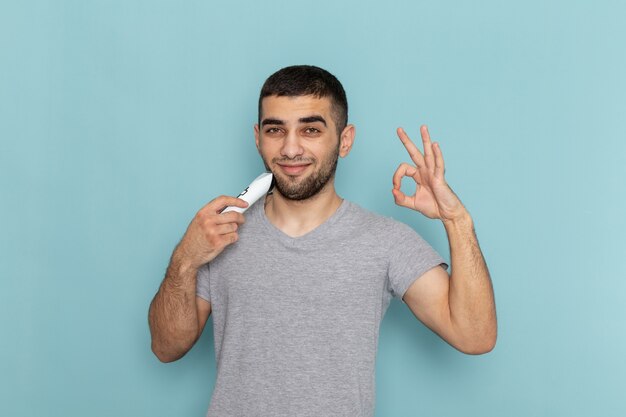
top-left (258, 65), bottom-right (348, 136)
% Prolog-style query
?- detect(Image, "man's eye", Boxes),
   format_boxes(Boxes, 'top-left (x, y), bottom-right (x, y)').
top-left (304, 127), bottom-right (320, 134)
top-left (266, 128), bottom-right (282, 134)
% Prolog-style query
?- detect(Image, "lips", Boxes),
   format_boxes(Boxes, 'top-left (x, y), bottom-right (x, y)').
top-left (277, 163), bottom-right (311, 176)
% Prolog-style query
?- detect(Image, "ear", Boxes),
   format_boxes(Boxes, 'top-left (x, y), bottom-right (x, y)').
top-left (338, 124), bottom-right (355, 158)
top-left (254, 123), bottom-right (260, 151)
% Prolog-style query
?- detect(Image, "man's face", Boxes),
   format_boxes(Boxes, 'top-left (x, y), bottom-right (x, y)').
top-left (255, 95), bottom-right (352, 201)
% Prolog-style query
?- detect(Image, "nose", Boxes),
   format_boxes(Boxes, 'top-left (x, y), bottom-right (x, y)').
top-left (280, 131), bottom-right (304, 159)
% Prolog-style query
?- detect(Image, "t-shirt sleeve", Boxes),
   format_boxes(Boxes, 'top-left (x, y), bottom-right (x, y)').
top-left (387, 222), bottom-right (448, 300)
top-left (196, 263), bottom-right (211, 303)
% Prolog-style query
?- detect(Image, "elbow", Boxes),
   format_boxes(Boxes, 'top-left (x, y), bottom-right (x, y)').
top-left (453, 324), bottom-right (497, 355)
top-left (150, 329), bottom-right (200, 363)
top-left (150, 330), bottom-right (197, 363)
top-left (452, 312), bottom-right (498, 355)
top-left (458, 331), bottom-right (497, 355)
top-left (458, 338), bottom-right (496, 355)
top-left (151, 342), bottom-right (186, 363)
top-left (148, 319), bottom-right (198, 363)
top-left (149, 332), bottom-right (198, 363)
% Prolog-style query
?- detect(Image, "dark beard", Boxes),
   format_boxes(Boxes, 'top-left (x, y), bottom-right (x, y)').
top-left (269, 149), bottom-right (339, 201)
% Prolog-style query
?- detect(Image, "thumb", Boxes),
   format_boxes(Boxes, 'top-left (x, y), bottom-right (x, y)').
top-left (392, 188), bottom-right (414, 209)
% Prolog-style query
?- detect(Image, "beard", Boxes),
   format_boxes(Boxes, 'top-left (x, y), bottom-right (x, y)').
top-left (265, 147), bottom-right (339, 201)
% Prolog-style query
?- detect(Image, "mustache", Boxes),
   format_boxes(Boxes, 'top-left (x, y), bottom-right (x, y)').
top-left (271, 157), bottom-right (316, 164)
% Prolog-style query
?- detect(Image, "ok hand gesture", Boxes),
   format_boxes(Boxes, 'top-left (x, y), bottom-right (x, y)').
top-left (392, 125), bottom-right (467, 222)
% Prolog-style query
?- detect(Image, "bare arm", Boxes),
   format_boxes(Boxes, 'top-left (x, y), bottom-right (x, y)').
top-left (148, 250), bottom-right (211, 362)
top-left (148, 195), bottom-right (247, 362)
top-left (392, 125), bottom-right (497, 354)
top-left (403, 213), bottom-right (496, 354)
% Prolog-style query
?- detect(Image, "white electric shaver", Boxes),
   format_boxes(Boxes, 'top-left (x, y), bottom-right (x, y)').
top-left (221, 172), bottom-right (274, 213)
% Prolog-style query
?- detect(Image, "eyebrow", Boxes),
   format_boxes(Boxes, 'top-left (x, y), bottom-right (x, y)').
top-left (298, 115), bottom-right (327, 126)
top-left (260, 115), bottom-right (327, 127)
top-left (261, 118), bottom-right (284, 127)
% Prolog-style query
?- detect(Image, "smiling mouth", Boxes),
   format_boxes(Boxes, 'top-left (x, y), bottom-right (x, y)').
top-left (277, 163), bottom-right (311, 175)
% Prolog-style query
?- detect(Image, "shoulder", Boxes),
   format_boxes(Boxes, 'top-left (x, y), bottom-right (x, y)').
top-left (238, 198), bottom-right (266, 232)
top-left (341, 200), bottom-right (417, 239)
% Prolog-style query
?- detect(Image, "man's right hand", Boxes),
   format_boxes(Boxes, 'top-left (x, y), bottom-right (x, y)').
top-left (177, 195), bottom-right (248, 269)
top-left (149, 195), bottom-right (248, 363)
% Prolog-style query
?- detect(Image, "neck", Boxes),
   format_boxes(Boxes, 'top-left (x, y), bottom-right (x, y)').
top-left (264, 181), bottom-right (343, 238)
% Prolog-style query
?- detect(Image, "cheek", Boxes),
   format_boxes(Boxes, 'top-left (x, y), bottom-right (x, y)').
top-left (258, 147), bottom-right (270, 163)
top-left (257, 142), bottom-right (278, 164)
top-left (318, 142), bottom-right (340, 159)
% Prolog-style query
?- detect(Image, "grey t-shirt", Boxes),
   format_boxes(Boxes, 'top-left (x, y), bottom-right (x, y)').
top-left (196, 198), bottom-right (446, 417)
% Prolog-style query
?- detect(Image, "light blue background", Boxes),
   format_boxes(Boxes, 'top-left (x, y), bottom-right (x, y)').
top-left (1, 1), bottom-right (624, 416)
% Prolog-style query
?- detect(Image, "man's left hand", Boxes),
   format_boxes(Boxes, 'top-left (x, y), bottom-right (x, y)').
top-left (392, 125), bottom-right (467, 222)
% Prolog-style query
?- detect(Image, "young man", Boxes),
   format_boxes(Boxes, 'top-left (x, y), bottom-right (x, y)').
top-left (149, 65), bottom-right (496, 417)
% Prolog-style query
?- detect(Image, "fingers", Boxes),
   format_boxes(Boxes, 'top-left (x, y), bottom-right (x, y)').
top-left (220, 231), bottom-right (239, 245)
top-left (204, 195), bottom-right (249, 214)
top-left (392, 163), bottom-right (421, 210)
top-left (420, 125), bottom-right (435, 171)
top-left (399, 125), bottom-right (445, 178)
top-left (196, 197), bottom-right (246, 230)
top-left (194, 195), bottom-right (247, 241)
top-left (396, 127), bottom-right (425, 168)
top-left (196, 209), bottom-right (242, 251)
top-left (214, 210), bottom-right (246, 225)
top-left (391, 188), bottom-right (414, 209)
top-left (203, 228), bottom-right (239, 254)
top-left (213, 222), bottom-right (240, 235)
top-left (433, 142), bottom-right (445, 179)
top-left (392, 162), bottom-right (418, 190)
top-left (181, 196), bottom-right (248, 267)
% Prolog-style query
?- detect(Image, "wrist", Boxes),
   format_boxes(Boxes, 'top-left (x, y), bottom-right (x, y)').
top-left (172, 242), bottom-right (202, 274)
top-left (442, 209), bottom-right (473, 231)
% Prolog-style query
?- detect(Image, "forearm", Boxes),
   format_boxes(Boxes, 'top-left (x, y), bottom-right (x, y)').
top-left (444, 211), bottom-right (497, 353)
top-left (149, 246), bottom-right (201, 362)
